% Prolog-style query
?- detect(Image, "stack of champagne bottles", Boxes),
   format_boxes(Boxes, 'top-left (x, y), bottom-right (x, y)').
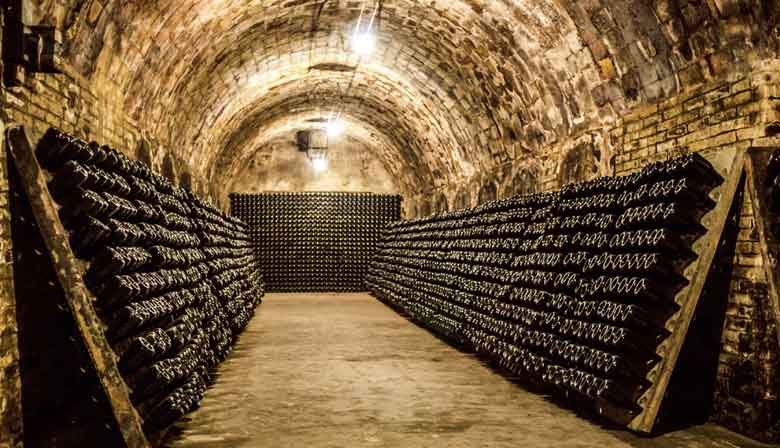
top-left (35, 128), bottom-right (265, 435)
top-left (230, 192), bottom-right (400, 292)
top-left (367, 153), bottom-right (723, 423)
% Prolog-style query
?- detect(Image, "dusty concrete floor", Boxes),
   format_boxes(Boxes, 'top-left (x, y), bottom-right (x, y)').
top-left (164, 293), bottom-right (773, 448)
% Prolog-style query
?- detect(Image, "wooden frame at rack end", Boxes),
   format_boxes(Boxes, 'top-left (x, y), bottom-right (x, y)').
top-left (743, 148), bottom-right (780, 353)
top-left (5, 126), bottom-right (150, 448)
top-left (625, 148), bottom-right (746, 434)
top-left (0, 120), bottom-right (24, 448)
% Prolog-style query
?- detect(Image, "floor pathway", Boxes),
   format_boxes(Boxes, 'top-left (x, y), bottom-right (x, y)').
top-left (165, 293), bottom-right (770, 448)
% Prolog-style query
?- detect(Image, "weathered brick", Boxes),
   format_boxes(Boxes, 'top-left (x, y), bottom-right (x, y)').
top-left (723, 90), bottom-right (754, 108)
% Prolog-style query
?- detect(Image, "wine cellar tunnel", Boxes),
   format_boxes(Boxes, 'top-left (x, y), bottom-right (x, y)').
top-left (2, 0), bottom-right (780, 446)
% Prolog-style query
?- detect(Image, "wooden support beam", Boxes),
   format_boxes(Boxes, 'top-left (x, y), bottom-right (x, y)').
top-left (5, 126), bottom-right (150, 448)
top-left (0, 120), bottom-right (24, 448)
top-left (628, 148), bottom-right (745, 433)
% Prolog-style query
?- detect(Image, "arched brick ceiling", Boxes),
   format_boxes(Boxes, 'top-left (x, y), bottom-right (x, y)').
top-left (30, 0), bottom-right (780, 199)
top-left (224, 127), bottom-right (401, 194)
top-left (210, 75), bottom-right (468, 192)
top-left (220, 108), bottom-right (412, 193)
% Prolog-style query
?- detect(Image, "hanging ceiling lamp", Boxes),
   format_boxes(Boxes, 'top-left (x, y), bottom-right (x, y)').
top-left (311, 156), bottom-right (328, 173)
top-left (351, 1), bottom-right (378, 57)
top-left (326, 115), bottom-right (345, 137)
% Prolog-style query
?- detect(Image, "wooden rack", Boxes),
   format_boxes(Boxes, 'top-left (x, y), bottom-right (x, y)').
top-left (625, 148), bottom-right (745, 433)
top-left (6, 126), bottom-right (150, 448)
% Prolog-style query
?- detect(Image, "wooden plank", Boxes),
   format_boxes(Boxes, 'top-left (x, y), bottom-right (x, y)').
top-left (744, 148), bottom-right (780, 353)
top-left (628, 148), bottom-right (745, 433)
top-left (5, 126), bottom-right (150, 448)
top-left (0, 120), bottom-right (24, 448)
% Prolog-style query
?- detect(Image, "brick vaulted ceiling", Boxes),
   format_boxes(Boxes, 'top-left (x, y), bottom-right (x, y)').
top-left (28, 0), bottom-right (780, 198)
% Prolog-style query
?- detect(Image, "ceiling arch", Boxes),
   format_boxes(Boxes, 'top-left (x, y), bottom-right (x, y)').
top-left (27, 0), bottom-right (780, 200)
top-left (208, 72), bottom-right (473, 188)
top-left (219, 107), bottom-right (417, 193)
top-left (223, 116), bottom-right (403, 195)
top-left (52, 0), bottom-right (584, 196)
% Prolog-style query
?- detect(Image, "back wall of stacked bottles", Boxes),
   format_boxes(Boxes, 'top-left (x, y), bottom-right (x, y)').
top-left (231, 192), bottom-right (401, 292)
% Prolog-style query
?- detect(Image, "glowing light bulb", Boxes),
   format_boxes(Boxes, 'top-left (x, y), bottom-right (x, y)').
top-left (312, 157), bottom-right (328, 172)
top-left (326, 119), bottom-right (344, 138)
top-left (352, 31), bottom-right (376, 56)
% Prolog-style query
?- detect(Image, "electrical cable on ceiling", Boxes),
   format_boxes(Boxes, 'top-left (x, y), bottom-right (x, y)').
top-left (307, 0), bottom-right (327, 73)
top-left (327, 0), bottom-right (381, 138)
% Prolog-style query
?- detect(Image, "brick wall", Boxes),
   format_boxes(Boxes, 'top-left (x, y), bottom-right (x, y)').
top-left (0, 65), bottom-right (211, 202)
top-left (416, 52), bottom-right (780, 206)
top-left (611, 77), bottom-right (754, 174)
top-left (610, 65), bottom-right (779, 176)
top-left (712, 189), bottom-right (780, 442)
top-left (416, 60), bottom-right (780, 217)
